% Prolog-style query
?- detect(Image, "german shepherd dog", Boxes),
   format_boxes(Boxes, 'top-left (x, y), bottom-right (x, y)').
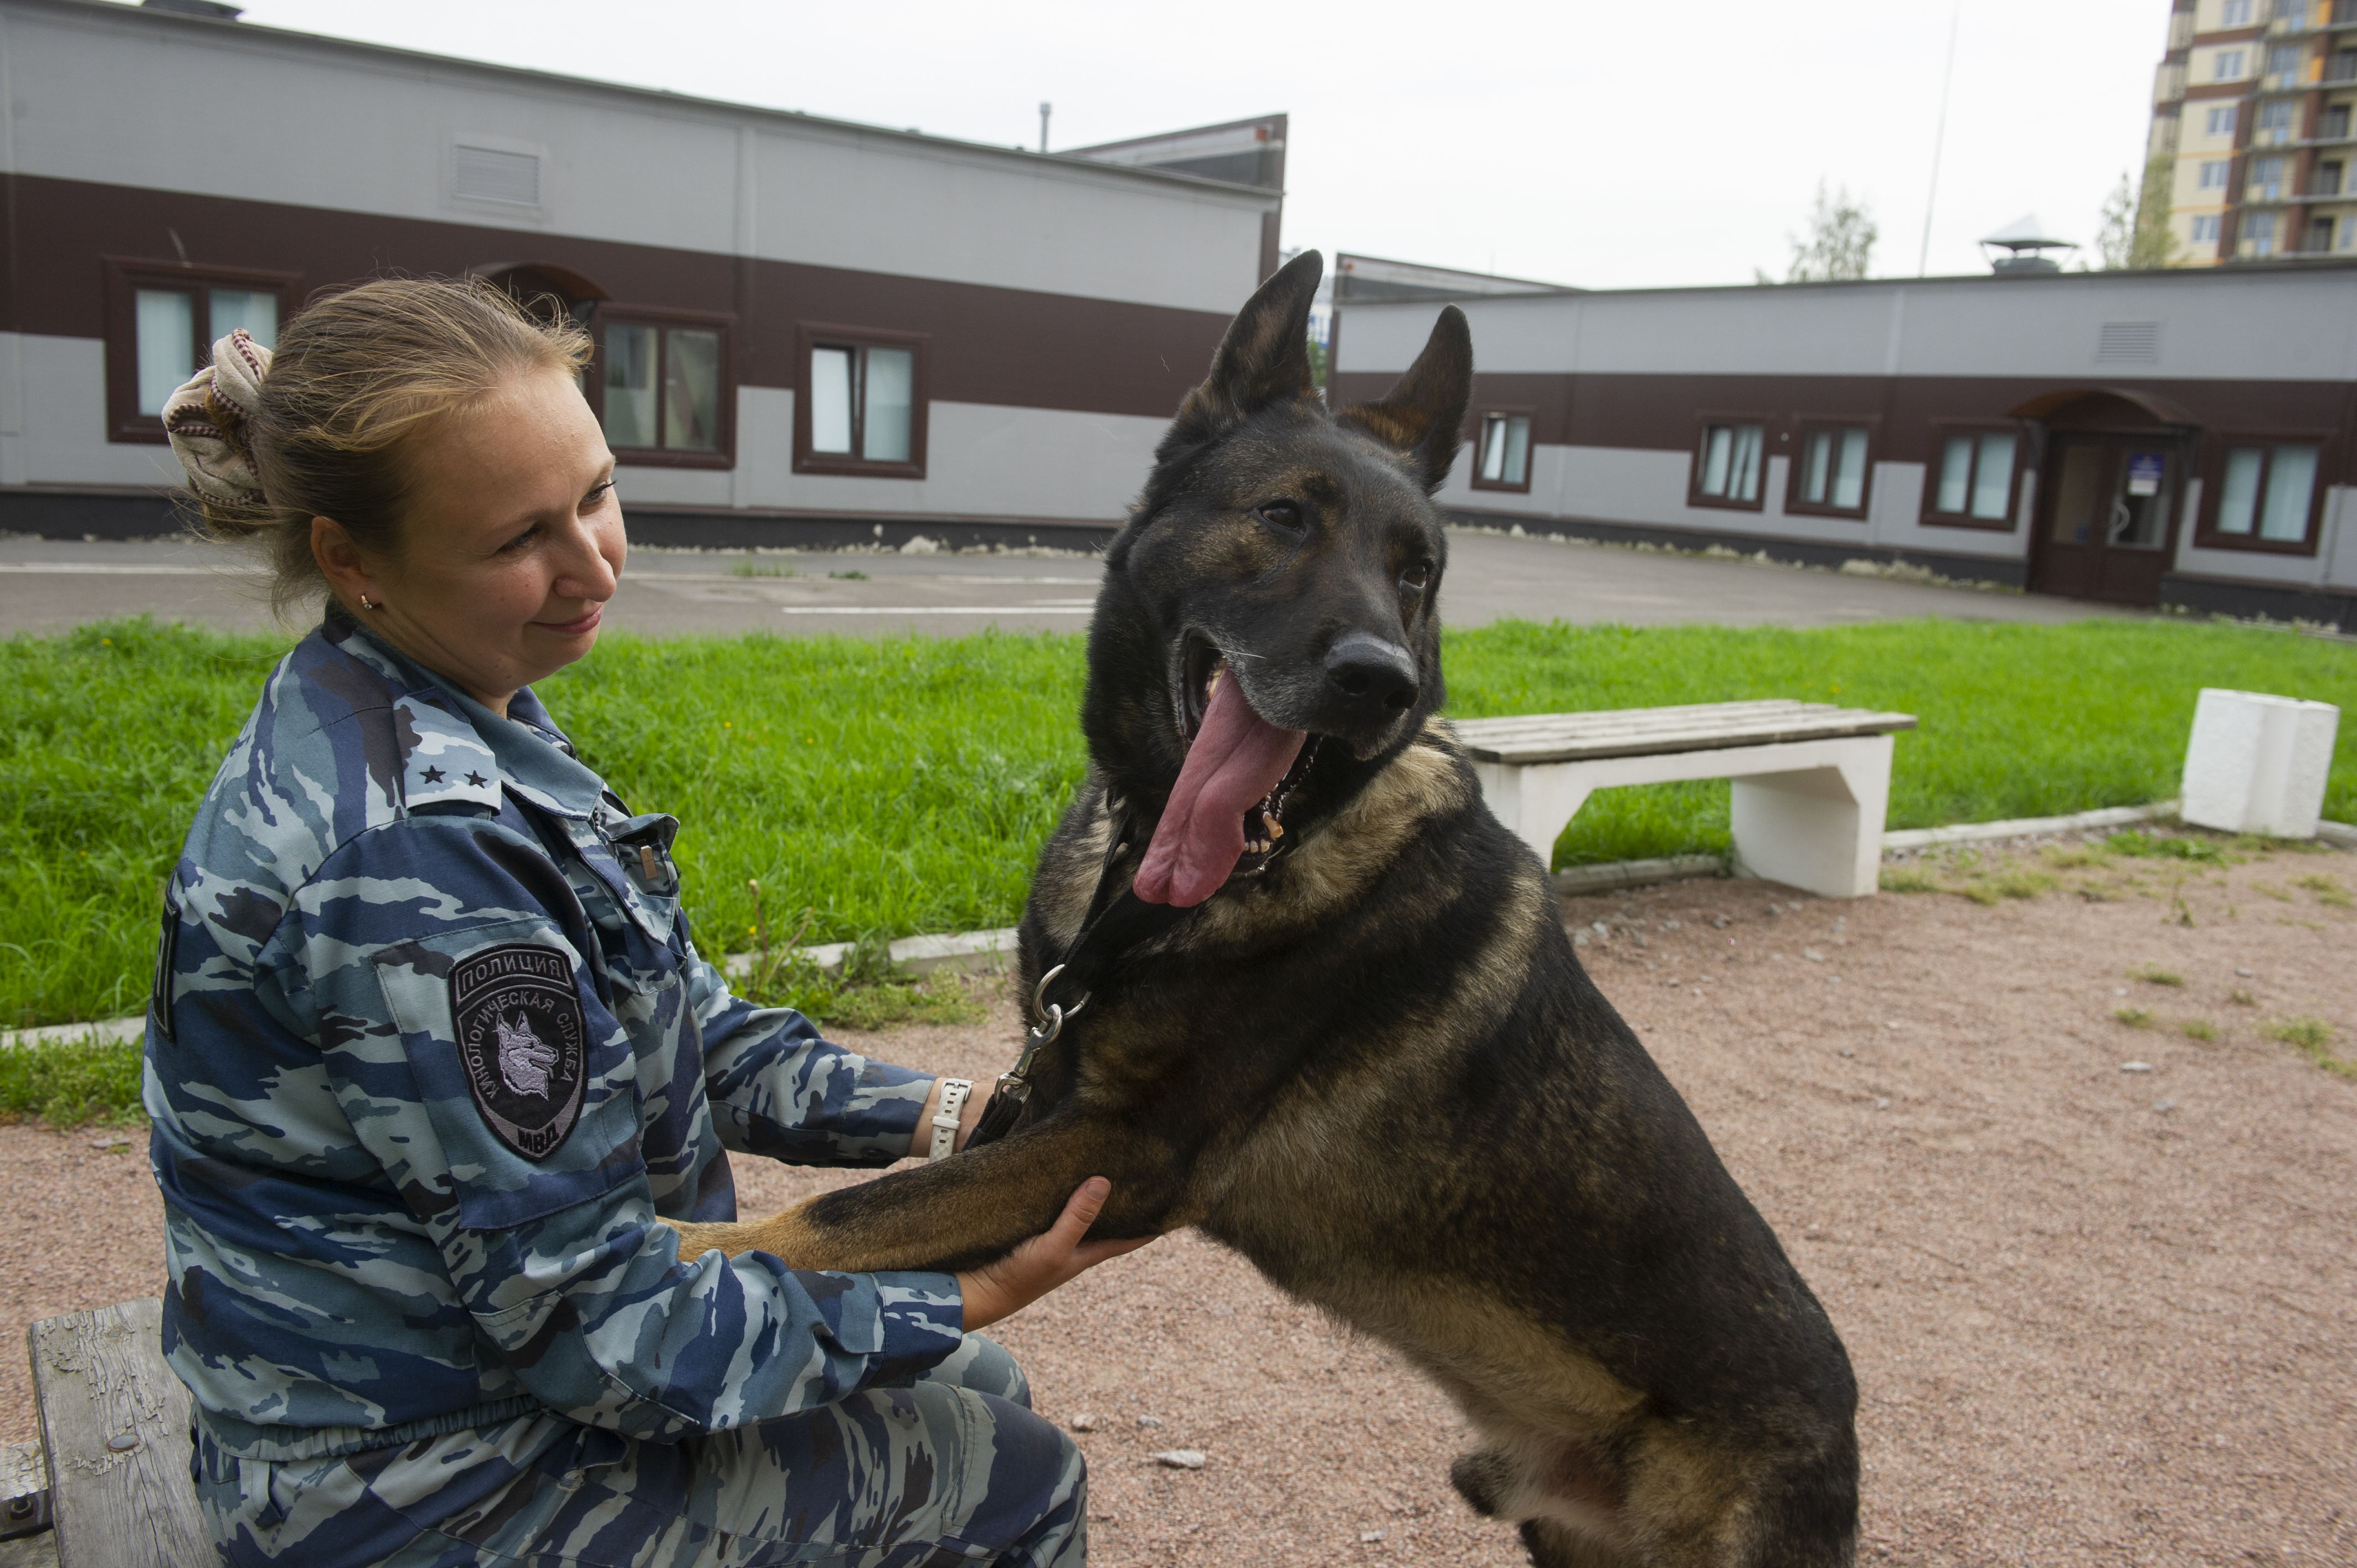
top-left (670, 252), bottom-right (1858, 1567)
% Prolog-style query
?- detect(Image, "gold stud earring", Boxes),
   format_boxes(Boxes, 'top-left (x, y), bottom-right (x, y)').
top-left (358, 594), bottom-right (375, 611)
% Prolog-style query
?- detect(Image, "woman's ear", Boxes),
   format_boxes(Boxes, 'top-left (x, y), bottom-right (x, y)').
top-left (311, 515), bottom-right (382, 610)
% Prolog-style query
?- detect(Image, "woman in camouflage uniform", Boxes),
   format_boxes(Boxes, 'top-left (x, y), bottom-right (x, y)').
top-left (146, 278), bottom-right (1141, 1567)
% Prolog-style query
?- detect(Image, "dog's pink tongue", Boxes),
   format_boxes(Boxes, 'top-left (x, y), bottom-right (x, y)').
top-left (1134, 673), bottom-right (1306, 908)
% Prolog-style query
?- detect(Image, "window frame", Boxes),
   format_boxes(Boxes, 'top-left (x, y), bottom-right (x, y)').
top-left (1919, 419), bottom-right (2027, 532)
top-left (1784, 416), bottom-right (1879, 520)
top-left (102, 256), bottom-right (302, 445)
top-left (2194, 429), bottom-right (2333, 555)
top-left (590, 304), bottom-right (738, 470)
top-left (1468, 406), bottom-right (1537, 494)
top-left (792, 322), bottom-right (932, 479)
top-left (1686, 412), bottom-right (1772, 513)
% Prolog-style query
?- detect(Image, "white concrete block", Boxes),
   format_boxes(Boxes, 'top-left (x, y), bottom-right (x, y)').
top-left (2180, 688), bottom-right (2340, 838)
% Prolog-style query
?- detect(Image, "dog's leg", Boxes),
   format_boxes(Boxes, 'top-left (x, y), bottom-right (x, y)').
top-left (662, 1116), bottom-right (1172, 1273)
top-left (1453, 1446), bottom-right (1634, 1567)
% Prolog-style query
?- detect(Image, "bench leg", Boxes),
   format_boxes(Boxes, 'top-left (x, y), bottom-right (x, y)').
top-left (1473, 761), bottom-right (1594, 870)
top-left (1727, 736), bottom-right (1893, 899)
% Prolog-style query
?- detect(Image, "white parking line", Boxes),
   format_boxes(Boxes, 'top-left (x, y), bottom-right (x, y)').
top-left (778, 604), bottom-right (1095, 615)
top-left (0, 562), bottom-right (215, 575)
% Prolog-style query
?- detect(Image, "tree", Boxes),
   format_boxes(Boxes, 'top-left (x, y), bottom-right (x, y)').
top-left (2092, 173), bottom-right (2135, 269)
top-left (2131, 150), bottom-right (2180, 269)
top-left (2092, 153), bottom-right (2180, 270)
top-left (1761, 183), bottom-right (1877, 283)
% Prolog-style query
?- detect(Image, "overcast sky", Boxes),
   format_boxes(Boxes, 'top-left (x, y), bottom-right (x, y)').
top-left (231, 0), bottom-right (2166, 291)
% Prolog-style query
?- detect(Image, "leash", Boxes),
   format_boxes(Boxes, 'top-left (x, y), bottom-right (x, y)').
top-left (965, 810), bottom-right (1192, 1148)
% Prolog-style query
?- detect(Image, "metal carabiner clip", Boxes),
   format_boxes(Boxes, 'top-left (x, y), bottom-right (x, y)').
top-left (1032, 963), bottom-right (1092, 1027)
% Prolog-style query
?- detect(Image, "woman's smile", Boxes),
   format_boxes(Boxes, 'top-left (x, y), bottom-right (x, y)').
top-left (534, 604), bottom-right (604, 637)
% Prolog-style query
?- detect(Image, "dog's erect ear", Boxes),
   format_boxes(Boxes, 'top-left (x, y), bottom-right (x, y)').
top-left (1337, 306), bottom-right (1474, 494)
top-left (1157, 250), bottom-right (1325, 462)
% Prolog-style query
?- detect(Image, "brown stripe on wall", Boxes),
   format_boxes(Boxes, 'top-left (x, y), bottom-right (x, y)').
top-left (1331, 368), bottom-right (2357, 483)
top-left (0, 173), bottom-right (1229, 419)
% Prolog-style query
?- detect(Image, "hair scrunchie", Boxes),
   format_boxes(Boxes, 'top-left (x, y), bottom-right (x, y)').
top-left (162, 328), bottom-right (271, 504)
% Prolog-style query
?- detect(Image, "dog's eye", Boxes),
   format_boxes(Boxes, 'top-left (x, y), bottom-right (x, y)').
top-left (1402, 562), bottom-right (1434, 592)
top-left (1255, 500), bottom-right (1305, 534)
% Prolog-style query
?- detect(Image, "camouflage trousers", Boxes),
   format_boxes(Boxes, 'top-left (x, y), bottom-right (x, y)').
top-left (193, 1335), bottom-right (1087, 1567)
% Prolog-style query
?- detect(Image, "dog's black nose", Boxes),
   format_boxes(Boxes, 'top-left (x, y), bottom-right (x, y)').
top-left (1324, 632), bottom-right (1419, 713)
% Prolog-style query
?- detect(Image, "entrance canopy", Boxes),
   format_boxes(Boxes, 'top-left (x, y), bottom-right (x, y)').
top-left (2007, 386), bottom-right (2200, 429)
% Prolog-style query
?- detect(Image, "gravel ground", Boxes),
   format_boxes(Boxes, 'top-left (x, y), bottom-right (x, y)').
top-left (2, 840), bottom-right (2351, 1566)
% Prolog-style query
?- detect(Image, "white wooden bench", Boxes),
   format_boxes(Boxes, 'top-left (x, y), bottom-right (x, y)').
top-left (1450, 700), bottom-right (1918, 900)
top-left (15, 1299), bottom-right (208, 1567)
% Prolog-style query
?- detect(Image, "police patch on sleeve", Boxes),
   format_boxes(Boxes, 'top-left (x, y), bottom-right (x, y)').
top-left (450, 943), bottom-right (588, 1162)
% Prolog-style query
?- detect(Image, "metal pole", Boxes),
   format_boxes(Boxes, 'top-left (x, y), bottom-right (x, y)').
top-left (1917, 2), bottom-right (1961, 276)
top-left (1039, 102), bottom-right (1051, 153)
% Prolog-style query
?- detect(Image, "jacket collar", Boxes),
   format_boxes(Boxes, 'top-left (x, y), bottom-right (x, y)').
top-left (318, 610), bottom-right (609, 821)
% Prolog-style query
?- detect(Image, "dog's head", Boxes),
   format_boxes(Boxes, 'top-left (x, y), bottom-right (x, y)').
top-left (1084, 250), bottom-right (1472, 907)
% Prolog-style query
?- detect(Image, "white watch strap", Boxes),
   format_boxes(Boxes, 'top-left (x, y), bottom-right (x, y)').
top-left (929, 1078), bottom-right (974, 1162)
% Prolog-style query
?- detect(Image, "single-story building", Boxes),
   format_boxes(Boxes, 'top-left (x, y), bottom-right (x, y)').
top-left (1330, 260), bottom-right (2357, 628)
top-left (0, 0), bottom-right (1283, 548)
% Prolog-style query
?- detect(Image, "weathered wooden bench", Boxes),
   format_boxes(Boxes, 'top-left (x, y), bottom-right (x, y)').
top-left (1450, 700), bottom-right (1918, 900)
top-left (11, 1299), bottom-right (208, 1567)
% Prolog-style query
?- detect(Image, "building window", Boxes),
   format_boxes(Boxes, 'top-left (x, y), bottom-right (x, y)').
top-left (2251, 155), bottom-right (2288, 198)
top-left (2256, 99), bottom-right (2296, 143)
top-left (1471, 410), bottom-right (1533, 492)
top-left (2247, 209), bottom-right (2280, 252)
top-left (2340, 213), bottom-right (2357, 249)
top-left (2192, 213), bottom-right (2224, 244)
top-left (1923, 426), bottom-right (2020, 530)
top-left (2206, 105), bottom-right (2238, 137)
top-left (2203, 439), bottom-right (2325, 550)
top-left (1689, 420), bottom-right (1766, 509)
top-left (2222, 0), bottom-right (2252, 24)
top-left (103, 258), bottom-right (299, 443)
top-left (2266, 43), bottom-right (2303, 79)
top-left (1788, 422), bottom-right (1873, 517)
top-left (2216, 49), bottom-right (2245, 79)
top-left (594, 309), bottom-right (733, 466)
top-left (794, 323), bottom-right (930, 477)
top-left (2198, 159), bottom-right (2232, 189)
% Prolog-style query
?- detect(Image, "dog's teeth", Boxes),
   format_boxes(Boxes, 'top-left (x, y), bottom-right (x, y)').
top-left (1207, 665), bottom-right (1224, 696)
top-left (1269, 821), bottom-right (1284, 839)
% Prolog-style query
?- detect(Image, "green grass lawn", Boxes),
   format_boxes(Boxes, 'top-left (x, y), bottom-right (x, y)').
top-left (4, 613), bottom-right (2353, 1032)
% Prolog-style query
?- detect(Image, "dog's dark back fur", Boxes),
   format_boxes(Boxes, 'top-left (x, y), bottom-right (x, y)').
top-left (671, 252), bottom-right (1859, 1567)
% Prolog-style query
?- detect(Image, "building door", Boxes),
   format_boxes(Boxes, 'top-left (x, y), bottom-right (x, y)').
top-left (2030, 435), bottom-right (2179, 606)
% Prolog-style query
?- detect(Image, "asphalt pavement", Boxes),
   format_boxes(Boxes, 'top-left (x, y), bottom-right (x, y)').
top-left (0, 527), bottom-right (2137, 639)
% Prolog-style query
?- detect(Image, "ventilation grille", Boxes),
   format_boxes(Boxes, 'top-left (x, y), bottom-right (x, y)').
top-left (2096, 320), bottom-right (2161, 363)
top-left (453, 145), bottom-right (540, 207)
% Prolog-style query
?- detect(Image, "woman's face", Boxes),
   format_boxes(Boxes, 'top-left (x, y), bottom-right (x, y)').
top-left (317, 364), bottom-right (625, 713)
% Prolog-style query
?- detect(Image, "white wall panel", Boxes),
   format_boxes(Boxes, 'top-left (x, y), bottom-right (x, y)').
top-left (1862, 464), bottom-right (2027, 561)
top-left (1340, 271), bottom-right (2357, 384)
top-left (621, 386), bottom-right (1161, 522)
top-left (7, 333), bottom-right (186, 487)
top-left (0, 4), bottom-right (1270, 313)
top-left (2325, 489), bottom-right (2357, 590)
top-left (2172, 475), bottom-right (2343, 587)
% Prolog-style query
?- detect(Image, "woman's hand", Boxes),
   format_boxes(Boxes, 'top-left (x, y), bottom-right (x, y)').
top-left (956, 1178), bottom-right (1152, 1332)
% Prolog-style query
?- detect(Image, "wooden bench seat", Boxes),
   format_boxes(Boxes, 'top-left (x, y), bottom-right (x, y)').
top-left (1450, 699), bottom-right (1918, 899)
top-left (23, 1299), bottom-right (207, 1567)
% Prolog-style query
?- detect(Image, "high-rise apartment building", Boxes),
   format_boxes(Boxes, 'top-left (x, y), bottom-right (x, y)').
top-left (2149, 0), bottom-right (2357, 264)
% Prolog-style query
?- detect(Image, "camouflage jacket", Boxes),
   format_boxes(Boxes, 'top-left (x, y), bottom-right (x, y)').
top-left (145, 613), bottom-right (963, 1464)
